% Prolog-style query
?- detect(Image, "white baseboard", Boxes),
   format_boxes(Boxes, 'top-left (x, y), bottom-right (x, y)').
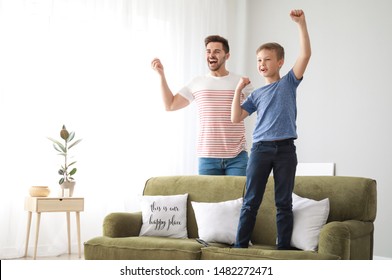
top-left (296, 163), bottom-right (335, 176)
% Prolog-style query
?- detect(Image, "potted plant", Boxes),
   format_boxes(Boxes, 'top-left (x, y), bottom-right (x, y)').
top-left (48, 125), bottom-right (82, 197)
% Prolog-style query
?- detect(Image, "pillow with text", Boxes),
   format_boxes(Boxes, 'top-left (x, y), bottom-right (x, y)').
top-left (139, 193), bottom-right (188, 238)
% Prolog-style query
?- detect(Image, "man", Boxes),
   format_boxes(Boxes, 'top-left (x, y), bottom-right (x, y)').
top-left (151, 35), bottom-right (254, 175)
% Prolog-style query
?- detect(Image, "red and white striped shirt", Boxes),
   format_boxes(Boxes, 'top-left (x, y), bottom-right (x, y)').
top-left (179, 72), bottom-right (254, 158)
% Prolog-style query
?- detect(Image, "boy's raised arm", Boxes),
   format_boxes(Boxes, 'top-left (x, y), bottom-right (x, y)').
top-left (231, 77), bottom-right (250, 123)
top-left (291, 10), bottom-right (311, 80)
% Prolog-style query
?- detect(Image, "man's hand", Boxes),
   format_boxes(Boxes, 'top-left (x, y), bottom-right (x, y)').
top-left (151, 57), bottom-right (189, 111)
top-left (151, 58), bottom-right (164, 75)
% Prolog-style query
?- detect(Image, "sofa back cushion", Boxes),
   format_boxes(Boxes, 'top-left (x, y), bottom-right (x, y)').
top-left (143, 175), bottom-right (246, 238)
top-left (293, 176), bottom-right (376, 222)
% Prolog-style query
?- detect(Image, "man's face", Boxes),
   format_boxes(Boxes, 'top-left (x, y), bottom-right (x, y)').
top-left (205, 42), bottom-right (229, 71)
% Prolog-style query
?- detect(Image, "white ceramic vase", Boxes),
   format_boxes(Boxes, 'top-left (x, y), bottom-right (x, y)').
top-left (61, 181), bottom-right (76, 197)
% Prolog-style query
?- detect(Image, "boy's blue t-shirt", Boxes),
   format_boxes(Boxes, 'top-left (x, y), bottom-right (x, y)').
top-left (241, 69), bottom-right (302, 143)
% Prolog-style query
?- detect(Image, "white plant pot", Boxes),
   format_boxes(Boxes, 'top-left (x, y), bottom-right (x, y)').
top-left (61, 181), bottom-right (76, 197)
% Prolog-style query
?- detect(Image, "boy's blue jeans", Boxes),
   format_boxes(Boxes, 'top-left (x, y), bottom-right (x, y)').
top-left (234, 139), bottom-right (297, 249)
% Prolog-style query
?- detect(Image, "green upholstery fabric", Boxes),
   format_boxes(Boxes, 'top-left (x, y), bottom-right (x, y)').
top-left (318, 220), bottom-right (375, 259)
top-left (103, 212), bottom-right (142, 237)
top-left (84, 175), bottom-right (377, 260)
top-left (293, 176), bottom-right (377, 222)
top-left (84, 236), bottom-right (202, 260)
top-left (201, 247), bottom-right (340, 260)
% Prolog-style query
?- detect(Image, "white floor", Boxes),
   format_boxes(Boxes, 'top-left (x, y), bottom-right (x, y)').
top-left (9, 253), bottom-right (83, 260)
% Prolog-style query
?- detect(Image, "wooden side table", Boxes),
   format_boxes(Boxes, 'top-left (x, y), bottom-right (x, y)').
top-left (24, 197), bottom-right (84, 260)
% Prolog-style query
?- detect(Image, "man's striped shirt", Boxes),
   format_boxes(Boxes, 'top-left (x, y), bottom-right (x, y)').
top-left (179, 72), bottom-right (254, 158)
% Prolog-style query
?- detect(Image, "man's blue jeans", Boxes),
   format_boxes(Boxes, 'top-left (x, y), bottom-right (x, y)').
top-left (234, 139), bottom-right (297, 249)
top-left (198, 151), bottom-right (248, 176)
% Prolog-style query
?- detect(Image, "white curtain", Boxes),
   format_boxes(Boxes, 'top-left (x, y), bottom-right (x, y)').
top-left (0, 0), bottom-right (247, 259)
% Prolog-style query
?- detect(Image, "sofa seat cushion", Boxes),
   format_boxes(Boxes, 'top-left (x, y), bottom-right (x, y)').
top-left (201, 247), bottom-right (340, 260)
top-left (84, 236), bottom-right (203, 260)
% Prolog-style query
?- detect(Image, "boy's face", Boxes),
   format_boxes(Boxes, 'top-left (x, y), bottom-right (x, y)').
top-left (205, 42), bottom-right (229, 71)
top-left (256, 49), bottom-right (284, 78)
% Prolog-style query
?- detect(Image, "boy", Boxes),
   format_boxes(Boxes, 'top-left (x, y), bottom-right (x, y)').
top-left (231, 10), bottom-right (311, 249)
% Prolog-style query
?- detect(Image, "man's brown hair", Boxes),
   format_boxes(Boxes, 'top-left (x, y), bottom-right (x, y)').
top-left (205, 35), bottom-right (230, 53)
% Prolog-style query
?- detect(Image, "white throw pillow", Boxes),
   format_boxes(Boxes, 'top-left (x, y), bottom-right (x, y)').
top-left (191, 198), bottom-right (243, 244)
top-left (291, 193), bottom-right (330, 251)
top-left (139, 193), bottom-right (188, 238)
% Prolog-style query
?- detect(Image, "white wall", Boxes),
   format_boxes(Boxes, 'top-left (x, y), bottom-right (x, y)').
top-left (244, 0), bottom-right (392, 258)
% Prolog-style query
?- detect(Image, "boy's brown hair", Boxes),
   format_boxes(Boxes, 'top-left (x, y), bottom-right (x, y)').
top-left (205, 35), bottom-right (230, 53)
top-left (256, 42), bottom-right (285, 60)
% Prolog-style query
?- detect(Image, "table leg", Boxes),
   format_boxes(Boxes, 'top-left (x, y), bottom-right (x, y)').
top-left (33, 213), bottom-right (41, 260)
top-left (24, 211), bottom-right (32, 257)
top-left (66, 212), bottom-right (71, 254)
top-left (76, 211), bottom-right (81, 258)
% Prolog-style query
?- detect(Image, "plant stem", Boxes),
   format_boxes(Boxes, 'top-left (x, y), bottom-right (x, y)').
top-left (64, 139), bottom-right (68, 182)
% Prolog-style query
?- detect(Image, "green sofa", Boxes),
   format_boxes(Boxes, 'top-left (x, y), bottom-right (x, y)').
top-left (84, 175), bottom-right (377, 260)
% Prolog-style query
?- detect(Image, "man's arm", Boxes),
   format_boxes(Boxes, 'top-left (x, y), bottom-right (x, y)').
top-left (290, 10), bottom-right (311, 80)
top-left (231, 77), bottom-right (250, 123)
top-left (151, 58), bottom-right (189, 111)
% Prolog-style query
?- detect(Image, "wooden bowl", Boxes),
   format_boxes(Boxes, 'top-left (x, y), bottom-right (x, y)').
top-left (29, 186), bottom-right (50, 197)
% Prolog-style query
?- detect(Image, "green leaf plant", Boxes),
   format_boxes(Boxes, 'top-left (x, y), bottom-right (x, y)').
top-left (48, 125), bottom-right (82, 185)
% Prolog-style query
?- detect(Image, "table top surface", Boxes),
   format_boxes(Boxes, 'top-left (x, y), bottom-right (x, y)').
top-left (26, 196), bottom-right (84, 200)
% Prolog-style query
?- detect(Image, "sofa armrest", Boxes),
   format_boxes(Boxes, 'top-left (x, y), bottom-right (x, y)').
top-left (318, 220), bottom-right (374, 260)
top-left (103, 211), bottom-right (142, 238)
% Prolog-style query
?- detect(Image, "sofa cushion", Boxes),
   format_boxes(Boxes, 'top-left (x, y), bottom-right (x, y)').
top-left (291, 193), bottom-right (330, 251)
top-left (293, 176), bottom-right (376, 222)
top-left (139, 193), bottom-right (188, 238)
top-left (191, 198), bottom-right (242, 244)
top-left (201, 246), bottom-right (340, 260)
top-left (84, 236), bottom-right (202, 260)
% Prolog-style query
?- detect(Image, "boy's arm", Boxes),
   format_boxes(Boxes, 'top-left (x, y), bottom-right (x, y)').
top-left (231, 77), bottom-right (250, 123)
top-left (151, 58), bottom-right (189, 111)
top-left (290, 10), bottom-right (311, 80)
